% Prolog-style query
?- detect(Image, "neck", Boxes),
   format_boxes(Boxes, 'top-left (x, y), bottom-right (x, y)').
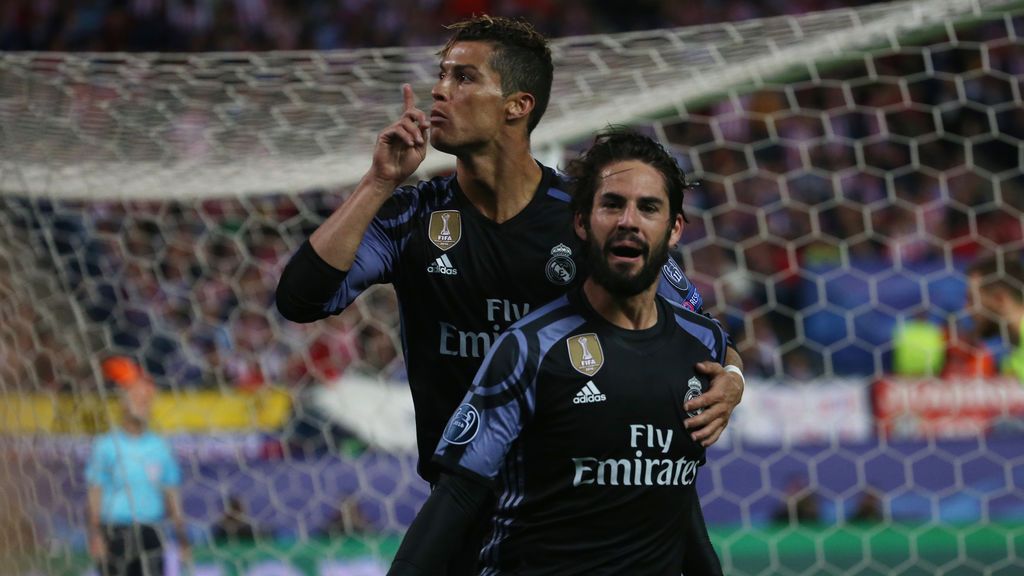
top-left (122, 419), bottom-right (145, 436)
top-left (456, 137), bottom-right (540, 223)
top-left (582, 277), bottom-right (660, 330)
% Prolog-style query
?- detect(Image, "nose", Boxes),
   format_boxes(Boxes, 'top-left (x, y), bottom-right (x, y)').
top-left (616, 203), bottom-right (640, 230)
top-left (431, 79), bottom-right (447, 102)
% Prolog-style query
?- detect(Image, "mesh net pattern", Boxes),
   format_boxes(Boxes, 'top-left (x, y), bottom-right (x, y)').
top-left (2, 0), bottom-right (1024, 574)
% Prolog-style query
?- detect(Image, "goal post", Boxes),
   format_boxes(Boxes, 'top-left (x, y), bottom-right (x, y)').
top-left (2, 0), bottom-right (1024, 574)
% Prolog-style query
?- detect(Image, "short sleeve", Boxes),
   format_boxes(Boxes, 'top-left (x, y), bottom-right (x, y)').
top-left (433, 330), bottom-right (535, 484)
top-left (159, 439), bottom-right (182, 487)
top-left (85, 437), bottom-right (110, 487)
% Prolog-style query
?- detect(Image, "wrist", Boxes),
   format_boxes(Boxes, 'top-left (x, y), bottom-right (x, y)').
top-left (362, 171), bottom-right (402, 195)
top-left (724, 364), bottom-right (746, 386)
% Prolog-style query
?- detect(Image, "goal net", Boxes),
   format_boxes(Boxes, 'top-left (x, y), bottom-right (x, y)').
top-left (2, 0), bottom-right (1023, 574)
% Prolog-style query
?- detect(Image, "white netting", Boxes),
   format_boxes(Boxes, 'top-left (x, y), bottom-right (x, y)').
top-left (2, 0), bottom-right (1024, 574)
top-left (0, 0), bottom-right (1012, 198)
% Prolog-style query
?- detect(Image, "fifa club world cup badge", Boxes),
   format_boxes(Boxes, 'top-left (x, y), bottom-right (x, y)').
top-left (568, 333), bottom-right (604, 376)
top-left (546, 243), bottom-right (576, 285)
top-left (685, 376), bottom-right (704, 418)
top-left (429, 210), bottom-right (462, 251)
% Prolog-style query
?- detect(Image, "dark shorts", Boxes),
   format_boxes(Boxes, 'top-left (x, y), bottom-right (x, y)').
top-left (98, 524), bottom-right (164, 576)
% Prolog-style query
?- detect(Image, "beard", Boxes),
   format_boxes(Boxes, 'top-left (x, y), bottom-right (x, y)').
top-left (586, 227), bottom-right (672, 297)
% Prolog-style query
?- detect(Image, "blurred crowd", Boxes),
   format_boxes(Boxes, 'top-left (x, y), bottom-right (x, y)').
top-left (664, 27), bottom-right (1024, 378)
top-left (2, 1), bottom-right (1022, 393)
top-left (2, 0), bottom-right (886, 52)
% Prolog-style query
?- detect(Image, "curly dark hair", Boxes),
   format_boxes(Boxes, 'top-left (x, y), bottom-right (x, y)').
top-left (568, 129), bottom-right (692, 223)
top-left (440, 15), bottom-right (553, 133)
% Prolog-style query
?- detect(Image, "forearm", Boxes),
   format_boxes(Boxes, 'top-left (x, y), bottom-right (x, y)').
top-left (724, 347), bottom-right (743, 372)
top-left (163, 489), bottom-right (187, 543)
top-left (309, 172), bottom-right (399, 271)
top-left (388, 473), bottom-right (491, 576)
top-left (87, 486), bottom-right (103, 534)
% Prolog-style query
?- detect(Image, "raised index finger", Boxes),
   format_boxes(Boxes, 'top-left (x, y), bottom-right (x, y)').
top-left (402, 83), bottom-right (417, 112)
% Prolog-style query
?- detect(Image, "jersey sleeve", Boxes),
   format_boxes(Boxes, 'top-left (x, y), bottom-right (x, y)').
top-left (275, 184), bottom-right (423, 322)
top-left (657, 256), bottom-right (736, 351)
top-left (433, 329), bottom-right (535, 485)
top-left (159, 438), bottom-right (182, 488)
top-left (84, 437), bottom-right (111, 487)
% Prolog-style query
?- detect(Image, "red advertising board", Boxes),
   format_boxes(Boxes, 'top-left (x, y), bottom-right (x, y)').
top-left (873, 376), bottom-right (1024, 439)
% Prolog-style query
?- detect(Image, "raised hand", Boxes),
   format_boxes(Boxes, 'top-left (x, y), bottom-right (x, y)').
top-left (370, 83), bottom-right (430, 185)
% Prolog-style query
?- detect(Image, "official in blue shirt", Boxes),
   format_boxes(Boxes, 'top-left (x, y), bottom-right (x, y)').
top-left (85, 357), bottom-right (188, 576)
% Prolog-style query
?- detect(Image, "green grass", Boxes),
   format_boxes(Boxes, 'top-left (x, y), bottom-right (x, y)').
top-left (33, 521), bottom-right (1024, 575)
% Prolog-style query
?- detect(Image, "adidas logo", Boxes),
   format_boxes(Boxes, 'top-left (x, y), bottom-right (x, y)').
top-left (427, 254), bottom-right (458, 276)
top-left (573, 380), bottom-right (606, 404)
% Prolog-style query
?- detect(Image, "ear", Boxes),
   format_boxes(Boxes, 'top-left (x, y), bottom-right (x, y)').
top-left (506, 92), bottom-right (536, 124)
top-left (574, 211), bottom-right (588, 242)
top-left (668, 213), bottom-right (684, 247)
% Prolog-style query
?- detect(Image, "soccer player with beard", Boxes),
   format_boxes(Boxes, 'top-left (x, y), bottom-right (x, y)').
top-left (387, 131), bottom-right (725, 576)
top-left (277, 15), bottom-right (743, 574)
top-left (967, 256), bottom-right (1024, 381)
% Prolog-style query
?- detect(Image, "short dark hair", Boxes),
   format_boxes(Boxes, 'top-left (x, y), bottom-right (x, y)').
top-left (441, 15), bottom-right (553, 134)
top-left (968, 255), bottom-right (1024, 302)
top-left (568, 129), bottom-right (691, 222)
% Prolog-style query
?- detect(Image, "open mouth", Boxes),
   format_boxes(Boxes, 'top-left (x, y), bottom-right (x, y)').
top-left (606, 239), bottom-right (647, 262)
top-left (608, 244), bottom-right (645, 259)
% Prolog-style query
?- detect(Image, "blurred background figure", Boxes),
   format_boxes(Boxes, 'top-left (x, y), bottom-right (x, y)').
top-left (85, 356), bottom-right (189, 576)
top-left (967, 256), bottom-right (1024, 383)
top-left (771, 474), bottom-right (821, 526)
top-left (892, 316), bottom-right (946, 377)
top-left (210, 496), bottom-right (257, 545)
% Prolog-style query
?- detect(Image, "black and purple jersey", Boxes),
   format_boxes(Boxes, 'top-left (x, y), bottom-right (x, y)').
top-left (277, 163), bottom-right (712, 483)
top-left (434, 288), bottom-right (728, 575)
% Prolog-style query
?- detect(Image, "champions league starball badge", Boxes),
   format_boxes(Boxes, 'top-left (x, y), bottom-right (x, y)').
top-left (546, 243), bottom-right (576, 285)
top-left (443, 403), bottom-right (480, 445)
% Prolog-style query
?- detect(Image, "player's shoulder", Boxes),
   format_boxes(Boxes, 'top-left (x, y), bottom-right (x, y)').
top-left (508, 293), bottom-right (580, 337)
top-left (91, 432), bottom-right (116, 452)
top-left (662, 294), bottom-right (716, 327)
top-left (661, 295), bottom-right (726, 353)
top-left (543, 164), bottom-right (573, 204)
top-left (144, 431), bottom-right (173, 449)
top-left (377, 174), bottom-right (458, 223)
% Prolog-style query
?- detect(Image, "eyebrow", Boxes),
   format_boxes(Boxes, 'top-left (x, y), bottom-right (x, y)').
top-left (598, 190), bottom-right (666, 205)
top-left (439, 63), bottom-right (481, 74)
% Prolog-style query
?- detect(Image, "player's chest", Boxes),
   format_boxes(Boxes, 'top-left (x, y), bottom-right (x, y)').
top-left (107, 444), bottom-right (165, 483)
top-left (532, 335), bottom-right (708, 454)
top-left (403, 208), bottom-right (581, 297)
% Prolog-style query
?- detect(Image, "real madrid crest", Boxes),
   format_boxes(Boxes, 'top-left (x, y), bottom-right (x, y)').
top-left (429, 210), bottom-right (462, 251)
top-left (662, 256), bottom-right (689, 292)
top-left (568, 333), bottom-right (604, 376)
top-left (685, 376), bottom-right (704, 418)
top-left (546, 243), bottom-right (576, 285)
